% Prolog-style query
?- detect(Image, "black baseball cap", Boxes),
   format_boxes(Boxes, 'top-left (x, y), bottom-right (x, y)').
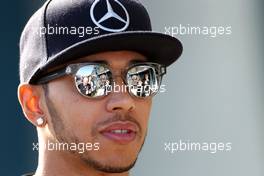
top-left (19, 0), bottom-right (183, 84)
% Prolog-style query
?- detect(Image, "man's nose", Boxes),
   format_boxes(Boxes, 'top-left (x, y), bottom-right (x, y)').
top-left (105, 77), bottom-right (135, 112)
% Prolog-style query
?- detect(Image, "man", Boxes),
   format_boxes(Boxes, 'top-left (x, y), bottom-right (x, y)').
top-left (18, 0), bottom-right (182, 175)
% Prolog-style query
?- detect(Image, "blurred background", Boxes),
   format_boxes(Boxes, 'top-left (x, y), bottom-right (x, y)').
top-left (1, 0), bottom-right (263, 175)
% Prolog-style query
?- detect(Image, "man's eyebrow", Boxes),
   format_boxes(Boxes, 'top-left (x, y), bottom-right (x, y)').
top-left (73, 57), bottom-right (147, 67)
top-left (129, 59), bottom-right (147, 65)
top-left (77, 60), bottom-right (108, 64)
top-left (77, 58), bottom-right (147, 65)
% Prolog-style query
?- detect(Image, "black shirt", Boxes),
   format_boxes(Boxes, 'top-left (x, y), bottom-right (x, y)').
top-left (22, 173), bottom-right (34, 176)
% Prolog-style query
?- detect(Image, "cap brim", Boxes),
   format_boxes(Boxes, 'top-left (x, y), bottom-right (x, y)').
top-left (30, 31), bottom-right (183, 83)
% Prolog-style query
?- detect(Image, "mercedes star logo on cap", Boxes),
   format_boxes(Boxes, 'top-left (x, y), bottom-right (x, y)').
top-left (90, 0), bottom-right (130, 32)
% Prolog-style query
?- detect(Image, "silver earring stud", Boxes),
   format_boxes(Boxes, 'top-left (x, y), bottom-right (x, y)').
top-left (36, 117), bottom-right (45, 126)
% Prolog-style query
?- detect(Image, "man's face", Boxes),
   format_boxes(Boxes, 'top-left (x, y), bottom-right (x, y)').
top-left (83, 77), bottom-right (89, 85)
top-left (42, 51), bottom-right (152, 173)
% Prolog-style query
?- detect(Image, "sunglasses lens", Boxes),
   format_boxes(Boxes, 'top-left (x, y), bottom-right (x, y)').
top-left (74, 65), bottom-right (112, 98)
top-left (127, 65), bottom-right (160, 98)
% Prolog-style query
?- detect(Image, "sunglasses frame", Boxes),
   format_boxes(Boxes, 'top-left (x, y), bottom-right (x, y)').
top-left (36, 62), bottom-right (167, 98)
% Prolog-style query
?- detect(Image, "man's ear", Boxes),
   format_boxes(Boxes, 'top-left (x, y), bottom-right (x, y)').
top-left (17, 84), bottom-right (46, 127)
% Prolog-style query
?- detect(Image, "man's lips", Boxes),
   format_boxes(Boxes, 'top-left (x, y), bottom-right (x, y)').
top-left (99, 121), bottom-right (138, 145)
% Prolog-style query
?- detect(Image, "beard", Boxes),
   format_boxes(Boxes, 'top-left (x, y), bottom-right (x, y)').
top-left (43, 86), bottom-right (146, 173)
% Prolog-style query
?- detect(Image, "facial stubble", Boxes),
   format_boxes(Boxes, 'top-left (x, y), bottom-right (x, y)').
top-left (42, 84), bottom-right (147, 173)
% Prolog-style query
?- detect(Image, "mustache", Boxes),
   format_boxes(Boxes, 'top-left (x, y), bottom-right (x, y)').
top-left (92, 112), bottom-right (142, 136)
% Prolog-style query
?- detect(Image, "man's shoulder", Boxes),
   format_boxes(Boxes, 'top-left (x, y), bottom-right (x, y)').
top-left (22, 173), bottom-right (34, 176)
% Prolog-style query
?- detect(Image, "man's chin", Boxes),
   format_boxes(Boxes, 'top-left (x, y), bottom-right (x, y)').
top-left (79, 132), bottom-right (147, 173)
top-left (80, 155), bottom-right (138, 173)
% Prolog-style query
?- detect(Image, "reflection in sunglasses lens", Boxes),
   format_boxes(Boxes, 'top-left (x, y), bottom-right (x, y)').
top-left (75, 65), bottom-right (112, 98)
top-left (127, 65), bottom-right (159, 98)
top-left (73, 64), bottom-right (160, 98)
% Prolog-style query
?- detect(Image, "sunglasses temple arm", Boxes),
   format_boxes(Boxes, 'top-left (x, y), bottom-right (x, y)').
top-left (161, 66), bottom-right (167, 76)
top-left (158, 66), bottom-right (167, 84)
top-left (36, 68), bottom-right (68, 84)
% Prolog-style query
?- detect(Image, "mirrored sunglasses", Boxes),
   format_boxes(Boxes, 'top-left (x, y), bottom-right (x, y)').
top-left (37, 62), bottom-right (166, 98)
